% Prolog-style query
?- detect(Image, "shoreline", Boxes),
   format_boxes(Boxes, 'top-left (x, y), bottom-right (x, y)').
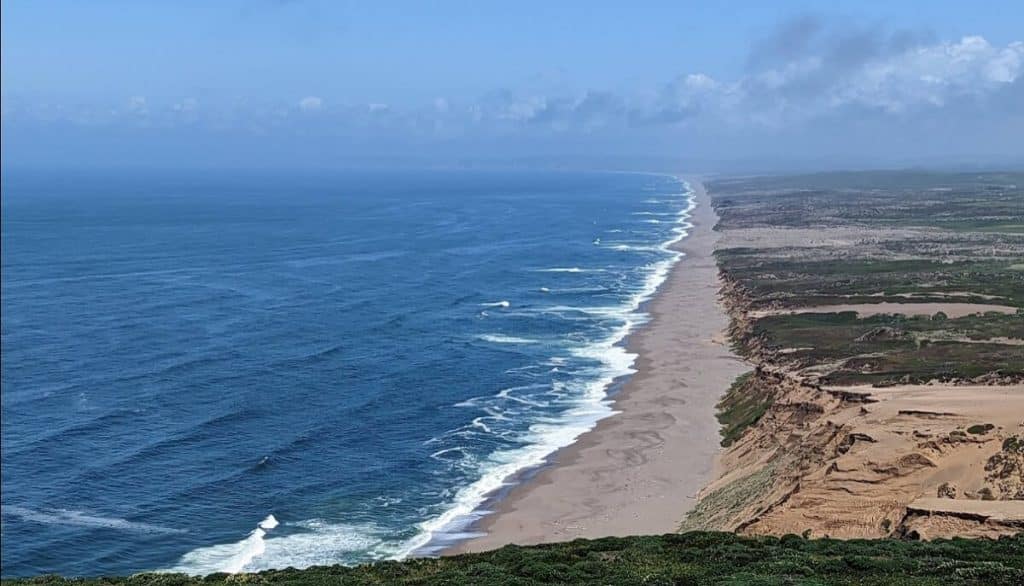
top-left (446, 178), bottom-right (748, 553)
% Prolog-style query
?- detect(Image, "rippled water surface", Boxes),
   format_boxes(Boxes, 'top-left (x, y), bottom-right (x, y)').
top-left (1, 169), bottom-right (692, 576)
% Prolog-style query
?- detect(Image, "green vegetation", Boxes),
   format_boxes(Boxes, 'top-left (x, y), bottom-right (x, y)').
top-left (715, 252), bottom-right (1024, 308)
top-left (6, 532), bottom-right (1023, 585)
top-left (709, 171), bottom-right (1024, 233)
top-left (710, 170), bottom-right (1024, 193)
top-left (1003, 435), bottom-right (1024, 454)
top-left (715, 371), bottom-right (770, 446)
top-left (681, 466), bottom-right (777, 533)
top-left (710, 171), bottom-right (1023, 386)
top-left (745, 312), bottom-right (1024, 385)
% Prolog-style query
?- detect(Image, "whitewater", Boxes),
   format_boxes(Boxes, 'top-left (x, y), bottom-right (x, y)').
top-left (1, 169), bottom-right (693, 577)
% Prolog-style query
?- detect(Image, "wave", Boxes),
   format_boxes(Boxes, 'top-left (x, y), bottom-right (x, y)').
top-left (401, 178), bottom-right (696, 557)
top-left (173, 515), bottom-right (282, 574)
top-left (477, 334), bottom-right (541, 345)
top-left (168, 176), bottom-right (697, 575)
top-left (524, 304), bottom-right (626, 317)
top-left (607, 243), bottom-right (660, 252)
top-left (480, 301), bottom-right (510, 308)
top-left (453, 383), bottom-right (549, 409)
top-left (495, 386), bottom-right (549, 408)
top-left (538, 286), bottom-right (609, 294)
top-left (167, 516), bottom-right (405, 575)
top-left (534, 267), bottom-right (606, 273)
top-left (430, 447), bottom-right (469, 460)
top-left (5, 506), bottom-right (187, 535)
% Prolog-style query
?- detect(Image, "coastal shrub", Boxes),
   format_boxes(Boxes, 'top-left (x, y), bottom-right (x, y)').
top-left (715, 371), bottom-right (772, 447)
top-left (1003, 435), bottom-right (1024, 453)
top-left (6, 532), bottom-right (1023, 585)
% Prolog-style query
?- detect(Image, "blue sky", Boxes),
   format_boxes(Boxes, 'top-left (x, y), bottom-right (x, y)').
top-left (2, 1), bottom-right (1023, 169)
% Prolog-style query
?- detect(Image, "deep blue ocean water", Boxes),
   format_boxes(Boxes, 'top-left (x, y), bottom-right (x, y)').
top-left (1, 169), bottom-right (692, 577)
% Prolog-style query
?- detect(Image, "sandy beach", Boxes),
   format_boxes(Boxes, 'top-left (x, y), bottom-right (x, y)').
top-left (451, 178), bottom-right (748, 553)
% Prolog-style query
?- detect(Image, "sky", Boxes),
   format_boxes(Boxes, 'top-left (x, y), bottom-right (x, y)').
top-left (2, 0), bottom-right (1023, 171)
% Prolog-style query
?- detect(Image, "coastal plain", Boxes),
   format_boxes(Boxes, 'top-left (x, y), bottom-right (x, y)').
top-left (460, 170), bottom-right (1024, 548)
top-left (686, 171), bottom-right (1024, 539)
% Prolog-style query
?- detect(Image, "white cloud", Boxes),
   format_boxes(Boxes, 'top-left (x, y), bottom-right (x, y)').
top-left (298, 96), bottom-right (322, 111)
top-left (127, 96), bottom-right (147, 114)
top-left (823, 36), bottom-right (1024, 112)
top-left (648, 34), bottom-right (1024, 123)
top-left (5, 21), bottom-right (1020, 155)
top-left (682, 73), bottom-right (719, 91)
top-left (173, 98), bottom-right (198, 113)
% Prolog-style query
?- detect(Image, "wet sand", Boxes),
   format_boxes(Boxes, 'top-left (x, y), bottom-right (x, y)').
top-left (449, 178), bottom-right (747, 552)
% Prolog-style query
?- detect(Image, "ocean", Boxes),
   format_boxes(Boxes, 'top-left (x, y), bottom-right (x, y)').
top-left (0, 169), bottom-right (693, 577)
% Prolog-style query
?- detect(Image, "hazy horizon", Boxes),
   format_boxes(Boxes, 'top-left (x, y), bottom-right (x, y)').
top-left (2, 1), bottom-right (1023, 171)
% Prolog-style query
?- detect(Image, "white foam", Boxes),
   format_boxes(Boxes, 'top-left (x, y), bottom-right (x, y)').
top-left (168, 515), bottom-right (280, 574)
top-left (477, 334), bottom-right (540, 344)
top-left (607, 243), bottom-right (659, 252)
top-left (431, 447), bottom-right (468, 459)
top-left (6, 507), bottom-right (187, 535)
top-left (169, 518), bottom-right (399, 575)
top-left (396, 177), bottom-right (696, 558)
top-left (535, 267), bottom-right (605, 273)
top-left (496, 387), bottom-right (549, 407)
top-left (168, 175), bottom-right (697, 575)
top-left (531, 304), bottom-right (627, 317)
top-left (471, 418), bottom-right (493, 433)
top-left (259, 515), bottom-right (280, 530)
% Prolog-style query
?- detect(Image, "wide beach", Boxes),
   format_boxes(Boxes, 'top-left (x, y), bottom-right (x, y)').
top-left (451, 179), bottom-right (748, 552)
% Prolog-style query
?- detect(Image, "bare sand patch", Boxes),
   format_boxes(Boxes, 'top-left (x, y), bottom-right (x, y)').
top-left (915, 334), bottom-right (1024, 346)
top-left (695, 381), bottom-right (1024, 539)
top-left (906, 498), bottom-right (1024, 522)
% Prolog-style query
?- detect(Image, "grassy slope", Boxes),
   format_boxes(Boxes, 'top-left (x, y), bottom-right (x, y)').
top-left (5, 532), bottom-right (1024, 586)
top-left (715, 371), bottom-right (768, 447)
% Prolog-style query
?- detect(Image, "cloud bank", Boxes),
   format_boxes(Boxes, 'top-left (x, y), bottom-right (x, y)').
top-left (3, 17), bottom-right (1022, 168)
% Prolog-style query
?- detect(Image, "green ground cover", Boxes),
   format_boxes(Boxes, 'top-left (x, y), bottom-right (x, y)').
top-left (747, 312), bottom-right (1024, 384)
top-left (6, 532), bottom-right (1023, 585)
top-left (715, 372), bottom-right (769, 447)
